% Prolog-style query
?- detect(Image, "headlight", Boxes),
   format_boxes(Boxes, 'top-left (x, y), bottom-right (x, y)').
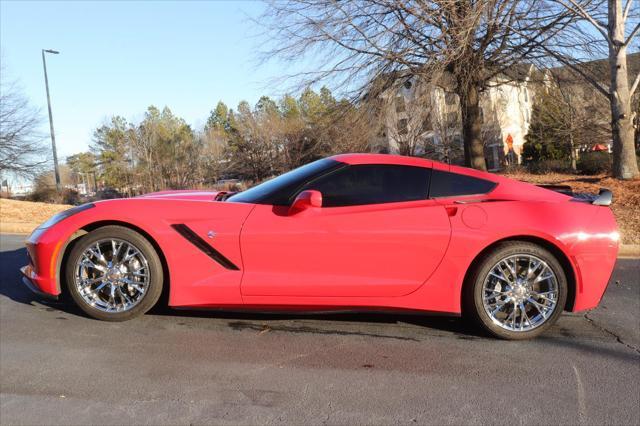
top-left (37, 203), bottom-right (95, 229)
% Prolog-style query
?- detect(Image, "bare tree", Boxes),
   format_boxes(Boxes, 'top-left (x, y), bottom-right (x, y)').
top-left (429, 89), bottom-right (466, 162)
top-left (259, 0), bottom-right (572, 170)
top-left (0, 78), bottom-right (48, 178)
top-left (542, 0), bottom-right (640, 179)
top-left (378, 79), bottom-right (436, 156)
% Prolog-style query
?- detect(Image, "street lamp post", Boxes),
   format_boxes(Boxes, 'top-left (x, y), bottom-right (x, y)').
top-left (42, 49), bottom-right (61, 192)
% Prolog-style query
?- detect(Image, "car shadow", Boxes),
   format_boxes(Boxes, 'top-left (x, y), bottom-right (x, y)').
top-left (0, 247), bottom-right (79, 312)
top-left (0, 247), bottom-right (37, 305)
top-left (149, 303), bottom-right (483, 340)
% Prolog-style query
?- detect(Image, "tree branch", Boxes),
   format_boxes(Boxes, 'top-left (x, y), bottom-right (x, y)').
top-left (624, 22), bottom-right (640, 46)
top-left (630, 71), bottom-right (640, 96)
top-left (559, 0), bottom-right (610, 41)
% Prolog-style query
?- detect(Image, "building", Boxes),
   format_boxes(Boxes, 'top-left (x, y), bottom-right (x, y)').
top-left (372, 53), bottom-right (639, 170)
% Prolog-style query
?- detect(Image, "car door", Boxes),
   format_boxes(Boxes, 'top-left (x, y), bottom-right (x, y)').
top-left (239, 164), bottom-right (452, 298)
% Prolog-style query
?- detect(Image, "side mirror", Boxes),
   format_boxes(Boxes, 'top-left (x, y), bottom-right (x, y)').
top-left (289, 190), bottom-right (322, 215)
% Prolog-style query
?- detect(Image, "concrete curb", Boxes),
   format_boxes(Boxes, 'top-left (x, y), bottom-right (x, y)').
top-left (619, 244), bottom-right (640, 258)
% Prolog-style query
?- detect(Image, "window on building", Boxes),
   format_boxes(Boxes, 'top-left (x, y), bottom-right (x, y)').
top-left (445, 92), bottom-right (457, 105)
top-left (398, 118), bottom-right (408, 135)
top-left (429, 170), bottom-right (497, 198)
top-left (302, 165), bottom-right (431, 207)
top-left (421, 115), bottom-right (432, 132)
top-left (395, 96), bottom-right (406, 113)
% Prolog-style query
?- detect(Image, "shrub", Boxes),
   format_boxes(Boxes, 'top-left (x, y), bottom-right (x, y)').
top-left (526, 159), bottom-right (573, 175)
top-left (28, 186), bottom-right (59, 203)
top-left (61, 189), bottom-right (80, 205)
top-left (577, 151), bottom-right (611, 175)
top-left (27, 187), bottom-right (80, 205)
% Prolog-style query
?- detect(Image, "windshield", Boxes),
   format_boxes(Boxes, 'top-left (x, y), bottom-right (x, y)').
top-left (227, 158), bottom-right (343, 205)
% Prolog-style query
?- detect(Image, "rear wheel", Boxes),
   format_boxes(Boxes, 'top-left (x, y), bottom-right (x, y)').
top-left (464, 241), bottom-right (567, 340)
top-left (65, 225), bottom-right (163, 321)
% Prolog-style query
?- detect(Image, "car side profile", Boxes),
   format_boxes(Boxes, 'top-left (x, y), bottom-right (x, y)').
top-left (21, 154), bottom-right (619, 339)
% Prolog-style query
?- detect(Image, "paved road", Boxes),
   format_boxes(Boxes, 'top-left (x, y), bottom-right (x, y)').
top-left (1, 234), bottom-right (638, 425)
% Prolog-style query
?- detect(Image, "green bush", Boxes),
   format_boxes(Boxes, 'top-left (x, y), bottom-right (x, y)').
top-left (522, 141), bottom-right (570, 164)
top-left (526, 159), bottom-right (573, 175)
top-left (577, 151), bottom-right (611, 175)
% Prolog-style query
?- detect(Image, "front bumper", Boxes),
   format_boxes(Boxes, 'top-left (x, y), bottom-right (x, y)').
top-left (20, 265), bottom-right (59, 301)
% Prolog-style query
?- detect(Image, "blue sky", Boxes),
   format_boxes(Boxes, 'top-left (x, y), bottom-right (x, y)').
top-left (1, 0), bottom-right (292, 159)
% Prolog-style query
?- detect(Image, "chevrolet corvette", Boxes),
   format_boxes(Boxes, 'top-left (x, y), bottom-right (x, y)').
top-left (21, 154), bottom-right (619, 339)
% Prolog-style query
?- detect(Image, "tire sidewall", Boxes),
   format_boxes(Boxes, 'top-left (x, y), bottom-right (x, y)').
top-left (65, 226), bottom-right (163, 321)
top-left (468, 242), bottom-right (568, 340)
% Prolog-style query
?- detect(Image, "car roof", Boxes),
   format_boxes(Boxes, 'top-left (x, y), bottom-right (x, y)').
top-left (331, 153), bottom-right (435, 168)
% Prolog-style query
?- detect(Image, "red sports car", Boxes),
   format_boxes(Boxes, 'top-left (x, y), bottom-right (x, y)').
top-left (21, 154), bottom-right (619, 339)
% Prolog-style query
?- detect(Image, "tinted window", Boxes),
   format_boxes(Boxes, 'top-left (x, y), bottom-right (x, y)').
top-left (429, 170), bottom-right (496, 198)
top-left (227, 158), bottom-right (343, 205)
top-left (301, 165), bottom-right (431, 207)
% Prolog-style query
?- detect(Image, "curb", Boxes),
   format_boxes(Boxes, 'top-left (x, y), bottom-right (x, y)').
top-left (619, 244), bottom-right (640, 258)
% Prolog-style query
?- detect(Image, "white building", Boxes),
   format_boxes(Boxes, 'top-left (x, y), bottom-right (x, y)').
top-left (373, 65), bottom-right (537, 170)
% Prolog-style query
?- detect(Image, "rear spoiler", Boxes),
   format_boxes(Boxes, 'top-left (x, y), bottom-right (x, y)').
top-left (537, 185), bottom-right (613, 206)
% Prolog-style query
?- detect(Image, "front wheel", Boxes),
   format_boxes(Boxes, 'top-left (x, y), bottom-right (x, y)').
top-left (464, 241), bottom-right (567, 340)
top-left (65, 225), bottom-right (163, 321)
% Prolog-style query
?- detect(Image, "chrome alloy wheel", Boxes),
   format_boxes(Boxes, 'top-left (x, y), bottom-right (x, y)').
top-left (74, 238), bottom-right (150, 313)
top-left (482, 254), bottom-right (559, 332)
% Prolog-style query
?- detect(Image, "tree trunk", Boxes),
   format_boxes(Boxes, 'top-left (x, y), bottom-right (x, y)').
top-left (608, 0), bottom-right (639, 179)
top-left (569, 133), bottom-right (577, 171)
top-left (457, 83), bottom-right (487, 171)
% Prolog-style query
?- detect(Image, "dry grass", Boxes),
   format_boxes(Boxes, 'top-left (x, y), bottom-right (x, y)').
top-left (503, 172), bottom-right (640, 245)
top-left (0, 198), bottom-right (71, 234)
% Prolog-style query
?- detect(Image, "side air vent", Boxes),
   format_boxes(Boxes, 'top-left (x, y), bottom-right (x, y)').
top-left (171, 224), bottom-right (240, 270)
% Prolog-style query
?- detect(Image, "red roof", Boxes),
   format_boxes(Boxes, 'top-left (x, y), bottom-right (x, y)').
top-left (331, 153), bottom-right (433, 167)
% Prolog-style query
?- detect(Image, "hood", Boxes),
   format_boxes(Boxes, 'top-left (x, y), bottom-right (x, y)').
top-left (138, 190), bottom-right (221, 201)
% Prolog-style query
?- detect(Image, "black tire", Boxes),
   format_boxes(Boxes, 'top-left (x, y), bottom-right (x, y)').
top-left (65, 225), bottom-right (163, 321)
top-left (463, 241), bottom-right (567, 340)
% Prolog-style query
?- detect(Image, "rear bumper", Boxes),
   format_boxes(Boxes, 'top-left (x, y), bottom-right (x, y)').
top-left (571, 250), bottom-right (617, 311)
top-left (569, 207), bottom-right (619, 312)
top-left (20, 265), bottom-right (59, 301)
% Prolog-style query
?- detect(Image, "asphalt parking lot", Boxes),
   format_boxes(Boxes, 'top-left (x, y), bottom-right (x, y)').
top-left (1, 233), bottom-right (638, 425)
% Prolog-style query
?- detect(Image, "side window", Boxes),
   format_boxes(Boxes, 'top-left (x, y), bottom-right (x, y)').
top-left (302, 165), bottom-right (431, 207)
top-left (429, 170), bottom-right (496, 198)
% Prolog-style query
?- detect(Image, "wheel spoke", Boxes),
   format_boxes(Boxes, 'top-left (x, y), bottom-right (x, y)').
top-left (527, 297), bottom-right (548, 319)
top-left (94, 281), bottom-right (108, 292)
top-left (531, 291), bottom-right (556, 302)
top-left (490, 299), bottom-right (510, 317)
top-left (489, 271), bottom-right (510, 284)
top-left (497, 262), bottom-right (514, 284)
top-left (118, 287), bottom-right (133, 306)
top-left (519, 302), bottom-right (530, 330)
top-left (79, 276), bottom-right (103, 287)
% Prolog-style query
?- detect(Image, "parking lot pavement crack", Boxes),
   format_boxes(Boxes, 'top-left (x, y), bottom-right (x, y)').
top-left (583, 312), bottom-right (640, 355)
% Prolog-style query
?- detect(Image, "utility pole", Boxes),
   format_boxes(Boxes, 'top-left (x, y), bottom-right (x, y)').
top-left (42, 49), bottom-right (61, 191)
